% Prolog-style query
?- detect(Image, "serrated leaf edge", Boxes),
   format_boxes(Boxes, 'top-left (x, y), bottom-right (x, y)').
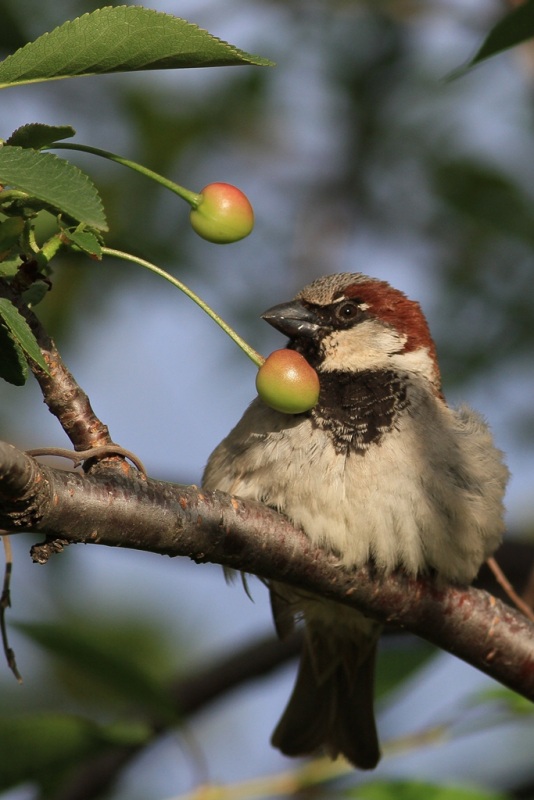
top-left (0, 298), bottom-right (49, 374)
top-left (0, 6), bottom-right (274, 90)
top-left (0, 147), bottom-right (108, 231)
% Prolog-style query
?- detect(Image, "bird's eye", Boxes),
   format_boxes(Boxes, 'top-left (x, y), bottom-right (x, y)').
top-left (335, 301), bottom-right (360, 323)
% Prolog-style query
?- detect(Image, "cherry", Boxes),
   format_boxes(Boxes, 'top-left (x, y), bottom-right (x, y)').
top-left (256, 349), bottom-right (320, 414)
top-left (190, 182), bottom-right (254, 244)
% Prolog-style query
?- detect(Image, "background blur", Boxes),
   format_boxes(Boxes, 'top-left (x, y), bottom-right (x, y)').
top-left (1, 1), bottom-right (533, 799)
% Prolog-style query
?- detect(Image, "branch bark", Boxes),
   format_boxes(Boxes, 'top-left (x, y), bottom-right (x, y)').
top-left (1, 441), bottom-right (533, 701)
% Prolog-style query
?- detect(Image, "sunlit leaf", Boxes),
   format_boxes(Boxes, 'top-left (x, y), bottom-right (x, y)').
top-left (0, 6), bottom-right (274, 90)
top-left (0, 256), bottom-right (22, 278)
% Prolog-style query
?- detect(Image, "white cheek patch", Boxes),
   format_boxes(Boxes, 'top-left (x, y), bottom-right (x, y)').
top-left (320, 320), bottom-right (406, 373)
top-left (389, 348), bottom-right (437, 386)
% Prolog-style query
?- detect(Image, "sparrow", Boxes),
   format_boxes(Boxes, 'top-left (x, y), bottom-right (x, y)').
top-left (202, 272), bottom-right (508, 770)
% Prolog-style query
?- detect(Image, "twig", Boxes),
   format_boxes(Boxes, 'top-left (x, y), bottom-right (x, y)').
top-left (166, 693), bottom-right (534, 800)
top-left (0, 533), bottom-right (23, 682)
top-left (486, 556), bottom-right (534, 623)
top-left (521, 563), bottom-right (534, 611)
top-left (27, 446), bottom-right (147, 476)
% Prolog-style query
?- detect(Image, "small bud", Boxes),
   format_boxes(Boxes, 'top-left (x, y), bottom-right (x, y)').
top-left (256, 349), bottom-right (320, 414)
top-left (190, 183), bottom-right (254, 244)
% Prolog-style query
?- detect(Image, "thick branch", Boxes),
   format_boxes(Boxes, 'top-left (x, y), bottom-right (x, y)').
top-left (0, 441), bottom-right (533, 700)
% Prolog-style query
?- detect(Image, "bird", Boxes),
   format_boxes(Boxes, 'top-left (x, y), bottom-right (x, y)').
top-left (202, 272), bottom-right (509, 770)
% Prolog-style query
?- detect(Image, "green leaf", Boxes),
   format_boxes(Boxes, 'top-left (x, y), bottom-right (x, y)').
top-left (0, 714), bottom-right (103, 791)
top-left (449, 0), bottom-right (534, 78)
top-left (0, 321), bottom-right (27, 385)
top-left (433, 159), bottom-right (534, 245)
top-left (468, 0), bottom-right (534, 67)
top-left (22, 280), bottom-right (50, 308)
top-left (0, 297), bottom-right (49, 374)
top-left (99, 720), bottom-right (152, 747)
top-left (16, 620), bottom-right (176, 722)
top-left (471, 686), bottom-right (534, 716)
top-left (6, 123), bottom-right (76, 150)
top-left (0, 216), bottom-right (24, 258)
top-left (61, 228), bottom-right (102, 258)
top-left (0, 714), bottom-right (150, 792)
top-left (348, 780), bottom-right (507, 800)
top-left (0, 256), bottom-right (22, 278)
top-left (375, 639), bottom-right (436, 699)
top-left (0, 7), bottom-right (274, 90)
top-left (0, 147), bottom-right (107, 230)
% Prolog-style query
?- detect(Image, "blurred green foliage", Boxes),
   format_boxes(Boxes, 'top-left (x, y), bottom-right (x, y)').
top-left (349, 781), bottom-right (508, 800)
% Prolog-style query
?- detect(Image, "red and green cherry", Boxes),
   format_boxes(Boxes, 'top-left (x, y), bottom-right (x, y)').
top-left (256, 349), bottom-right (320, 414)
top-left (190, 183), bottom-right (254, 244)
top-left (190, 184), bottom-right (319, 410)
top-left (45, 144), bottom-right (255, 246)
top-left (46, 145), bottom-right (310, 406)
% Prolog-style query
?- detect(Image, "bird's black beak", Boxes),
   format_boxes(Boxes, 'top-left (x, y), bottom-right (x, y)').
top-left (261, 300), bottom-right (321, 338)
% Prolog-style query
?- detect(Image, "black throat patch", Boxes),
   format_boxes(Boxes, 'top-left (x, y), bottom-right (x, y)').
top-left (311, 369), bottom-right (409, 454)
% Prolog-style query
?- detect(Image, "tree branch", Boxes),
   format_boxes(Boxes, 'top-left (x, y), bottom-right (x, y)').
top-left (1, 441), bottom-right (533, 701)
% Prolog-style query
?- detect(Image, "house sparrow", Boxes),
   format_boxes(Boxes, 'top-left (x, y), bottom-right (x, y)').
top-left (202, 272), bottom-right (508, 769)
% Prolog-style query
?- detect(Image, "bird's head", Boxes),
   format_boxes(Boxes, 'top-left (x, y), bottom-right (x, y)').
top-left (262, 273), bottom-right (441, 391)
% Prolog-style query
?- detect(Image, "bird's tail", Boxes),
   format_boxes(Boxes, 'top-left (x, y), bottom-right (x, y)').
top-left (271, 626), bottom-right (380, 770)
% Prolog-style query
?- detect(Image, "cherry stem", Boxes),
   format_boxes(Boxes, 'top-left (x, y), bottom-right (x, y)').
top-left (47, 142), bottom-right (202, 209)
top-left (101, 248), bottom-right (265, 368)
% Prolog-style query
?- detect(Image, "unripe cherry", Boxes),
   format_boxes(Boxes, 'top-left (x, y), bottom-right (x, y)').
top-left (256, 349), bottom-right (320, 414)
top-left (190, 182), bottom-right (254, 244)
